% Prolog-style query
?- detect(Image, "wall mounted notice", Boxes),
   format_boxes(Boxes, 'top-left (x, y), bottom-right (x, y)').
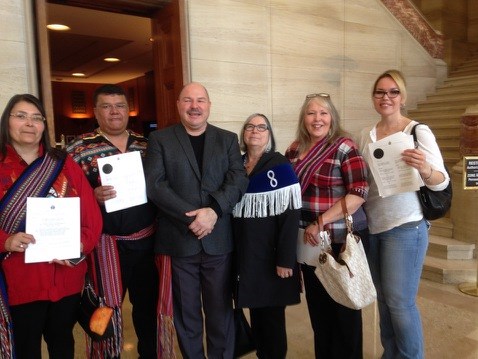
top-left (464, 156), bottom-right (478, 190)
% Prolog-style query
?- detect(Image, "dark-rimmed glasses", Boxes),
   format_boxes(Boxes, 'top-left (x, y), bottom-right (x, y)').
top-left (306, 93), bottom-right (330, 99)
top-left (10, 112), bottom-right (45, 123)
top-left (373, 89), bottom-right (400, 99)
top-left (244, 124), bottom-right (268, 132)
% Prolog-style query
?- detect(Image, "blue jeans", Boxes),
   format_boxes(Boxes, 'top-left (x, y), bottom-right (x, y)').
top-left (367, 219), bottom-right (428, 359)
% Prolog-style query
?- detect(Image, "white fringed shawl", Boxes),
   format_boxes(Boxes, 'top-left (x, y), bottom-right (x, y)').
top-left (233, 163), bottom-right (302, 218)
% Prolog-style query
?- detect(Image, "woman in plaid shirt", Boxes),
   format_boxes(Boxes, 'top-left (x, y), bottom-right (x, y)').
top-left (285, 93), bottom-right (369, 359)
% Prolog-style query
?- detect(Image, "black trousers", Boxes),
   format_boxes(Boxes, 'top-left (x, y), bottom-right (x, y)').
top-left (10, 293), bottom-right (80, 359)
top-left (302, 263), bottom-right (363, 359)
top-left (117, 242), bottom-right (159, 359)
top-left (249, 306), bottom-right (287, 359)
top-left (171, 251), bottom-right (235, 359)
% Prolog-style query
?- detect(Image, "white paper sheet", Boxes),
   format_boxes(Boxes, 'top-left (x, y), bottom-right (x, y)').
top-left (97, 151), bottom-right (147, 213)
top-left (367, 132), bottom-right (422, 198)
top-left (25, 197), bottom-right (80, 263)
top-left (297, 228), bottom-right (321, 266)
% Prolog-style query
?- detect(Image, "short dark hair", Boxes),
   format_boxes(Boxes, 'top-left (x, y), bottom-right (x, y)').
top-left (93, 84), bottom-right (127, 106)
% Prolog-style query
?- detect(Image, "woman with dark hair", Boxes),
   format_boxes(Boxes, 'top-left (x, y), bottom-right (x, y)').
top-left (285, 94), bottom-right (369, 359)
top-left (0, 94), bottom-right (102, 358)
top-left (232, 113), bottom-right (302, 358)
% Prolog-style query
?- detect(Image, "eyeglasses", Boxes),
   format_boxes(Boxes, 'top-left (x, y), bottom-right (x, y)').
top-left (373, 89), bottom-right (401, 99)
top-left (306, 93), bottom-right (330, 99)
top-left (244, 124), bottom-right (269, 132)
top-left (97, 103), bottom-right (128, 111)
top-left (10, 112), bottom-right (45, 123)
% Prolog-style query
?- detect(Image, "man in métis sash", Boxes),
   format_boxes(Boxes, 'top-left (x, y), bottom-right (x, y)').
top-left (67, 85), bottom-right (158, 358)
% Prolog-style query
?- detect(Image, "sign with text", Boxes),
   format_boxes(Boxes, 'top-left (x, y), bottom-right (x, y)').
top-left (463, 156), bottom-right (478, 190)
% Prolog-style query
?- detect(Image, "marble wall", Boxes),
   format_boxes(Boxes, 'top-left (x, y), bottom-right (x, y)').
top-left (185, 0), bottom-right (446, 151)
top-left (0, 0), bottom-right (38, 111)
top-left (1, 0), bottom-right (446, 152)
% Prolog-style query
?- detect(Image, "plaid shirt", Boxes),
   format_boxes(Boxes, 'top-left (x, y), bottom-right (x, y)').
top-left (285, 138), bottom-right (368, 241)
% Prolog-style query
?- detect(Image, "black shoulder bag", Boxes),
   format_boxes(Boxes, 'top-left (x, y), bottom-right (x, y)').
top-left (411, 123), bottom-right (453, 220)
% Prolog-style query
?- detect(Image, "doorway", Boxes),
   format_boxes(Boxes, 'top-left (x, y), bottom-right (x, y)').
top-left (35, 0), bottom-right (184, 145)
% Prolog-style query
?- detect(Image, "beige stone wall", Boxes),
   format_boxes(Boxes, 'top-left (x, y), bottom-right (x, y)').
top-left (2, 0), bottom-right (444, 152)
top-left (0, 0), bottom-right (38, 111)
top-left (184, 0), bottom-right (444, 152)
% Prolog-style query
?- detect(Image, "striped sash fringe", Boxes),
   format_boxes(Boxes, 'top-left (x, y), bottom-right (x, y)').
top-left (155, 254), bottom-right (176, 358)
top-left (0, 273), bottom-right (14, 359)
top-left (86, 224), bottom-right (156, 358)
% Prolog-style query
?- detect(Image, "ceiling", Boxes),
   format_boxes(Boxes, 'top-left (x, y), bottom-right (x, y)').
top-left (46, 1), bottom-right (170, 84)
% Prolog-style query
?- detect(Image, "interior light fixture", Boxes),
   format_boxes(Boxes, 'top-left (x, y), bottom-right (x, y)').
top-left (104, 57), bottom-right (120, 62)
top-left (47, 24), bottom-right (70, 31)
top-left (72, 73), bottom-right (85, 77)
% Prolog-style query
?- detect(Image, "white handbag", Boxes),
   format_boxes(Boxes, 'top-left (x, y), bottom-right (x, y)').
top-left (314, 198), bottom-right (376, 310)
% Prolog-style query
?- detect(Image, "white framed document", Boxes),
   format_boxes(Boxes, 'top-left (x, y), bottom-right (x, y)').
top-left (25, 197), bottom-right (81, 263)
top-left (97, 151), bottom-right (148, 213)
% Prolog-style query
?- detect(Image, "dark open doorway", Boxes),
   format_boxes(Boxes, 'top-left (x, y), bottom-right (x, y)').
top-left (35, 0), bottom-right (184, 146)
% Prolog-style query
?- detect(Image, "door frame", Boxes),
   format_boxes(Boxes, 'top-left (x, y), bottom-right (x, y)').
top-left (35, 0), bottom-right (188, 146)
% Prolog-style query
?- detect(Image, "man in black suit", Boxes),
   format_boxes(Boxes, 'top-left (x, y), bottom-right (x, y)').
top-left (145, 82), bottom-right (248, 358)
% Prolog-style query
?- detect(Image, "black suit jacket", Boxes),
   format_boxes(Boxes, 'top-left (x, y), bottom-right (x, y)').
top-left (145, 123), bottom-right (248, 257)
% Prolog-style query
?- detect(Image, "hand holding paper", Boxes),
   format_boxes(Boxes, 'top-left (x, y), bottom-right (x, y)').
top-left (97, 151), bottom-right (147, 213)
top-left (367, 132), bottom-right (422, 197)
top-left (25, 197), bottom-right (80, 263)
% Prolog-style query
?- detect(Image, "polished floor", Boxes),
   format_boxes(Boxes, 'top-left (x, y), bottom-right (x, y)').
top-left (41, 278), bottom-right (478, 358)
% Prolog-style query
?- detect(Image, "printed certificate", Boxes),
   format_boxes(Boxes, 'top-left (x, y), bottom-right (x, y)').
top-left (367, 132), bottom-right (422, 197)
top-left (97, 151), bottom-right (148, 213)
top-left (25, 197), bottom-right (80, 263)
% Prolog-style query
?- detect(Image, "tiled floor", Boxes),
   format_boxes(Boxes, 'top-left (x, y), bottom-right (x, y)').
top-left (44, 278), bottom-right (478, 358)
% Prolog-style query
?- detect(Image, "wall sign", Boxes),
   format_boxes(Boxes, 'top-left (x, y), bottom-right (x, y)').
top-left (463, 156), bottom-right (478, 190)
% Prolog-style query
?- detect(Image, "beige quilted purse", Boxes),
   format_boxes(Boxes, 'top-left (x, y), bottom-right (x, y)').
top-left (314, 198), bottom-right (376, 310)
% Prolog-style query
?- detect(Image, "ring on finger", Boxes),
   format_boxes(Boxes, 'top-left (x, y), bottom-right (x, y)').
top-left (19, 243), bottom-right (24, 249)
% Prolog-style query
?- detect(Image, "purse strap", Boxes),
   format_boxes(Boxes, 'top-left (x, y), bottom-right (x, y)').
top-left (318, 197), bottom-right (356, 251)
top-left (340, 197), bottom-right (354, 234)
top-left (318, 214), bottom-right (331, 252)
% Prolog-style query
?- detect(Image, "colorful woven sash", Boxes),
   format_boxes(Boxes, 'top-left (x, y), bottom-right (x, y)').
top-left (0, 272), bottom-right (14, 359)
top-left (0, 154), bottom-right (65, 233)
top-left (87, 224), bottom-right (156, 358)
top-left (156, 254), bottom-right (175, 359)
top-left (293, 137), bottom-right (346, 194)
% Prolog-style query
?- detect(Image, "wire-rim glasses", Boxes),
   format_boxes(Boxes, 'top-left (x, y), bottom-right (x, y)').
top-left (97, 103), bottom-right (128, 111)
top-left (10, 112), bottom-right (45, 123)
